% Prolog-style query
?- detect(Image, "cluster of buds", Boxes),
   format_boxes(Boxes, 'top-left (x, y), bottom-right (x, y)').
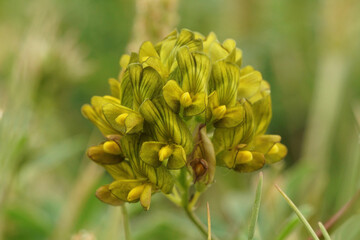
top-left (82, 29), bottom-right (287, 210)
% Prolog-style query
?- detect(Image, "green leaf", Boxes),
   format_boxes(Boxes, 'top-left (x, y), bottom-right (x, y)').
top-left (318, 222), bottom-right (331, 240)
top-left (275, 185), bottom-right (319, 240)
top-left (248, 172), bottom-right (263, 240)
top-left (331, 214), bottom-right (360, 240)
top-left (275, 205), bottom-right (313, 240)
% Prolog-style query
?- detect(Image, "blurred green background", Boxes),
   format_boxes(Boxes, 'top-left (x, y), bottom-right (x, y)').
top-left (1, 0), bottom-right (360, 239)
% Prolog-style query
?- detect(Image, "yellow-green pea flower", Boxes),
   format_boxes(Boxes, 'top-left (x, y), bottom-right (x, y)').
top-left (139, 142), bottom-right (186, 169)
top-left (207, 60), bottom-right (244, 128)
top-left (82, 28), bottom-right (288, 209)
top-left (139, 97), bottom-right (193, 153)
top-left (163, 46), bottom-right (211, 116)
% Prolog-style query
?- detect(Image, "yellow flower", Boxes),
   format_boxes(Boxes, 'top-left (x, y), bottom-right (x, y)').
top-left (82, 29), bottom-right (287, 210)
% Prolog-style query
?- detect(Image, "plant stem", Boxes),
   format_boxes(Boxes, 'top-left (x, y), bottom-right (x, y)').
top-left (184, 205), bottom-right (220, 240)
top-left (121, 204), bottom-right (131, 240)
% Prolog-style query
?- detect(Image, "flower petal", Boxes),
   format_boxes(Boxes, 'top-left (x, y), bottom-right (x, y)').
top-left (139, 41), bottom-right (159, 62)
top-left (162, 80), bottom-right (184, 113)
top-left (176, 46), bottom-right (210, 94)
top-left (184, 92), bottom-right (207, 117)
top-left (109, 179), bottom-right (145, 202)
top-left (139, 98), bottom-right (193, 153)
top-left (104, 161), bottom-right (136, 180)
top-left (213, 105), bottom-right (244, 128)
top-left (102, 103), bottom-right (144, 134)
top-left (87, 144), bottom-right (124, 164)
top-left (265, 143), bottom-right (287, 164)
top-left (96, 184), bottom-right (124, 206)
top-left (238, 70), bottom-right (262, 99)
top-left (234, 152), bottom-right (265, 173)
top-left (139, 141), bottom-right (166, 167)
top-left (209, 61), bottom-right (240, 107)
top-left (167, 145), bottom-right (187, 169)
top-left (129, 64), bottom-right (163, 108)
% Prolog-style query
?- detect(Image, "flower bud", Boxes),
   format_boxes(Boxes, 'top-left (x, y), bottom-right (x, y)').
top-left (127, 184), bottom-right (145, 201)
top-left (103, 140), bottom-right (122, 155)
top-left (87, 145), bottom-right (123, 164)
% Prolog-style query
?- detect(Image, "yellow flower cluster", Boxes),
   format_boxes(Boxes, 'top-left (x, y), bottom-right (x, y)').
top-left (82, 29), bottom-right (287, 210)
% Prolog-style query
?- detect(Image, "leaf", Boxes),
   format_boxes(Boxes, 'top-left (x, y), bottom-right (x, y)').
top-left (275, 185), bottom-right (319, 240)
top-left (248, 172), bottom-right (263, 240)
top-left (331, 214), bottom-right (360, 240)
top-left (275, 205), bottom-right (313, 240)
top-left (318, 222), bottom-right (331, 240)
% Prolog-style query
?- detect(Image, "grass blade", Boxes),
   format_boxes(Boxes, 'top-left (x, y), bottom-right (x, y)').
top-left (275, 184), bottom-right (319, 240)
top-left (318, 222), bottom-right (331, 240)
top-left (248, 172), bottom-right (263, 240)
top-left (207, 202), bottom-right (211, 240)
top-left (275, 205), bottom-right (313, 240)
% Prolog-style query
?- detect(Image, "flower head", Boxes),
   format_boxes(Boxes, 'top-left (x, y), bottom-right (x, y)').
top-left (82, 29), bottom-right (287, 210)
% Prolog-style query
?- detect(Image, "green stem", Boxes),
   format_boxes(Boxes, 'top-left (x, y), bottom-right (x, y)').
top-left (184, 205), bottom-right (220, 240)
top-left (121, 204), bottom-right (131, 240)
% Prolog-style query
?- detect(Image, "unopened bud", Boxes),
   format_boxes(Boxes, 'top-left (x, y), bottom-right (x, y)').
top-left (103, 140), bottom-right (121, 155)
top-left (87, 145), bottom-right (123, 164)
top-left (127, 184), bottom-right (145, 201)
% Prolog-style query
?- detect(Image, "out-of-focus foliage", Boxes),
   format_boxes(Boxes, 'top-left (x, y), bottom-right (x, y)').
top-left (0, 0), bottom-right (359, 239)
